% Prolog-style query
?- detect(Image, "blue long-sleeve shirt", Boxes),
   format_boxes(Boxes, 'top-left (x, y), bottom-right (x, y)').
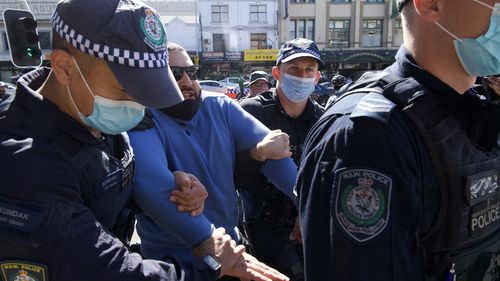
top-left (129, 92), bottom-right (297, 263)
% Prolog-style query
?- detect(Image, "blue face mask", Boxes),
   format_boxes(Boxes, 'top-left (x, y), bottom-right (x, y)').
top-left (435, 0), bottom-right (500, 76)
top-left (280, 73), bottom-right (316, 103)
top-left (67, 57), bottom-right (145, 135)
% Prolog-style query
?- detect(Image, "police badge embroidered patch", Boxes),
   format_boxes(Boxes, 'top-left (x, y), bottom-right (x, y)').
top-left (0, 261), bottom-right (48, 281)
top-left (334, 168), bottom-right (392, 243)
top-left (141, 8), bottom-right (167, 52)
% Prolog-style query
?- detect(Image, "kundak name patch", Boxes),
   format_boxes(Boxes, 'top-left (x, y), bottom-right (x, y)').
top-left (334, 168), bottom-right (392, 243)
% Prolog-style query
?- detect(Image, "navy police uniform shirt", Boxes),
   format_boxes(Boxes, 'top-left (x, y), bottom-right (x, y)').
top-left (0, 68), bottom-right (216, 281)
top-left (296, 46), bottom-right (495, 281)
top-left (239, 90), bottom-right (325, 165)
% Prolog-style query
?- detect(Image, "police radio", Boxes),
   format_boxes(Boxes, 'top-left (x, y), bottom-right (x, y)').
top-left (3, 9), bottom-right (42, 68)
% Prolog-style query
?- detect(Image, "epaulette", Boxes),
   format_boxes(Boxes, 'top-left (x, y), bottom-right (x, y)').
top-left (130, 109), bottom-right (155, 131)
top-left (350, 92), bottom-right (396, 124)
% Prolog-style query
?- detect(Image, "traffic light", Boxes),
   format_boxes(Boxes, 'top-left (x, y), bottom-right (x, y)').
top-left (3, 9), bottom-right (42, 68)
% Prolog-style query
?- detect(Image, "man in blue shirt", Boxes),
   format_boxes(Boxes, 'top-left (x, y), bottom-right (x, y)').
top-left (128, 43), bottom-right (297, 279)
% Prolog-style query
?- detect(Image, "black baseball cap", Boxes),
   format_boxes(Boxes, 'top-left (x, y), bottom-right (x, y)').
top-left (249, 71), bottom-right (271, 86)
top-left (276, 38), bottom-right (324, 66)
top-left (51, 0), bottom-right (183, 108)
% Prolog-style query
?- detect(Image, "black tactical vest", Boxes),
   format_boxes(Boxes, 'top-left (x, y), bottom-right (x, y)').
top-left (328, 72), bottom-right (500, 280)
top-left (384, 78), bottom-right (500, 280)
top-left (239, 92), bottom-right (323, 227)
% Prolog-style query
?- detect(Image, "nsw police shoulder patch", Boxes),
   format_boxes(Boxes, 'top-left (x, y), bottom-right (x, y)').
top-left (334, 167), bottom-right (392, 243)
top-left (0, 261), bottom-right (48, 281)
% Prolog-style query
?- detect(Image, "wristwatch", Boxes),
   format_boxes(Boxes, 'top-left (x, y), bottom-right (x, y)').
top-left (202, 254), bottom-right (222, 279)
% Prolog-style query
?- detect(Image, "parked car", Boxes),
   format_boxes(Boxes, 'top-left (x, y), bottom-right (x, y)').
top-left (219, 77), bottom-right (243, 88)
top-left (199, 80), bottom-right (228, 94)
top-left (199, 80), bottom-right (240, 99)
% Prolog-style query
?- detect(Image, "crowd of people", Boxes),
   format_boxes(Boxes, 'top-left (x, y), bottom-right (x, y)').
top-left (0, 0), bottom-right (499, 281)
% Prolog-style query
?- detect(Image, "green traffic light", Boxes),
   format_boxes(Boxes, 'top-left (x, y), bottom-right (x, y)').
top-left (27, 47), bottom-right (33, 57)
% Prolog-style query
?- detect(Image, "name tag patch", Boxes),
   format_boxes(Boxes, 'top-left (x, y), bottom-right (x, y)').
top-left (0, 261), bottom-right (48, 281)
top-left (334, 168), bottom-right (392, 243)
top-left (467, 170), bottom-right (499, 205)
top-left (96, 169), bottom-right (122, 196)
top-left (470, 196), bottom-right (500, 238)
top-left (0, 199), bottom-right (44, 234)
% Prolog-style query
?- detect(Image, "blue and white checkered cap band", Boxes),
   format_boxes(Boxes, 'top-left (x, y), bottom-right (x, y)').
top-left (51, 11), bottom-right (168, 69)
top-left (279, 48), bottom-right (320, 61)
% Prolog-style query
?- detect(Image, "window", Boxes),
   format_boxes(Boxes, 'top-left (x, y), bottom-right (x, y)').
top-left (249, 5), bottom-right (266, 22)
top-left (329, 20), bottom-right (350, 47)
top-left (331, 0), bottom-right (351, 2)
top-left (212, 5), bottom-right (228, 23)
top-left (38, 31), bottom-right (51, 50)
top-left (307, 20), bottom-right (315, 41)
top-left (394, 18), bottom-right (402, 29)
top-left (290, 0), bottom-right (315, 3)
top-left (289, 19), bottom-right (314, 40)
top-left (250, 33), bottom-right (267, 49)
top-left (213, 33), bottom-right (229, 52)
top-left (289, 21), bottom-right (296, 40)
top-left (365, 0), bottom-right (384, 2)
top-left (228, 78), bottom-right (240, 84)
top-left (362, 19), bottom-right (383, 47)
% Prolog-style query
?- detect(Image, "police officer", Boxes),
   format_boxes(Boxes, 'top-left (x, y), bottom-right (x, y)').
top-left (296, 0), bottom-right (500, 280)
top-left (325, 74), bottom-right (349, 108)
top-left (247, 71), bottom-right (272, 98)
top-left (330, 74), bottom-right (347, 91)
top-left (236, 38), bottom-right (325, 281)
top-left (0, 0), bottom-right (269, 280)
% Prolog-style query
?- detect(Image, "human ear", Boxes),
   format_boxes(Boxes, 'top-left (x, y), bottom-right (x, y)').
top-left (49, 49), bottom-right (74, 85)
top-left (413, 0), bottom-right (442, 22)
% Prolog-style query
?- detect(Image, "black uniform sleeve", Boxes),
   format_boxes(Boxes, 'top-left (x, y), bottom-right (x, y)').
top-left (297, 111), bottom-right (427, 281)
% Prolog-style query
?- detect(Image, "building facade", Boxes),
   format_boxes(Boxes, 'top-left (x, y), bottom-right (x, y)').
top-left (197, 0), bottom-right (279, 79)
top-left (280, 0), bottom-right (403, 79)
top-left (0, 0), bottom-right (404, 83)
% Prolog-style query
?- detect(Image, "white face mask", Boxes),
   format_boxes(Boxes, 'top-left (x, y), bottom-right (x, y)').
top-left (280, 73), bottom-right (316, 103)
top-left (67, 57), bottom-right (145, 135)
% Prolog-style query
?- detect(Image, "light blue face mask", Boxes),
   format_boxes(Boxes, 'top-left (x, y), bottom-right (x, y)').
top-left (435, 0), bottom-right (500, 76)
top-left (67, 57), bottom-right (145, 135)
top-left (280, 73), bottom-right (316, 103)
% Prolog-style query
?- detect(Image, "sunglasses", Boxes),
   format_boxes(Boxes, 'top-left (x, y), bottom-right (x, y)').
top-left (171, 65), bottom-right (199, 81)
top-left (250, 81), bottom-right (268, 88)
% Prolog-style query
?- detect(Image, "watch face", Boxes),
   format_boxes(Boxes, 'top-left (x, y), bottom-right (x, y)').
top-left (202, 255), bottom-right (221, 271)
